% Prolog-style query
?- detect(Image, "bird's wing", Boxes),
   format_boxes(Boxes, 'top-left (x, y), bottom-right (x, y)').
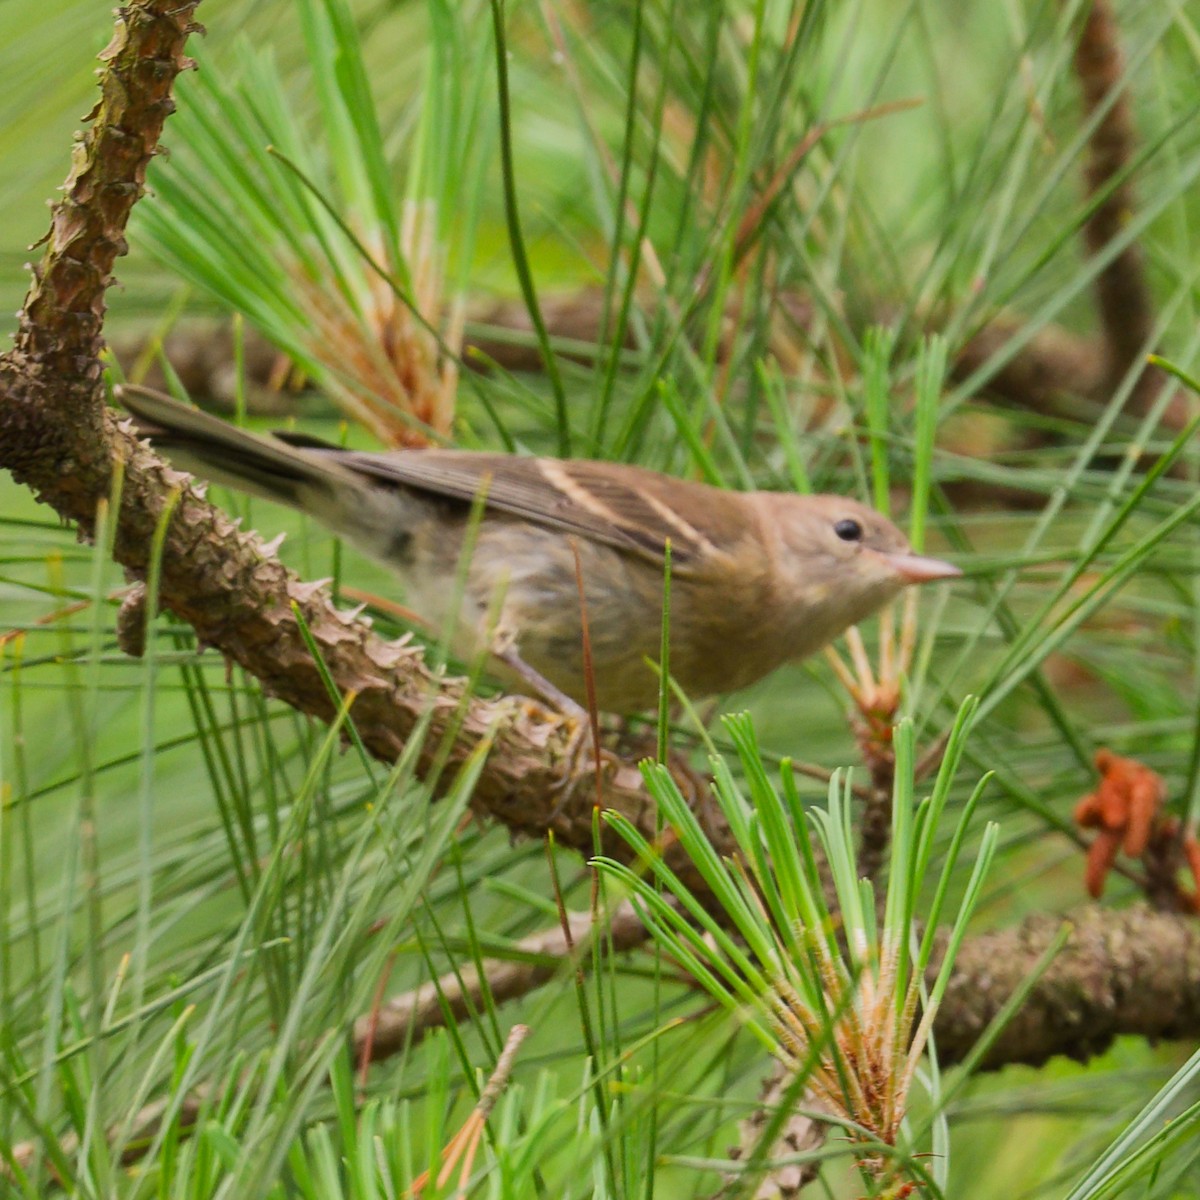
top-left (273, 437), bottom-right (747, 571)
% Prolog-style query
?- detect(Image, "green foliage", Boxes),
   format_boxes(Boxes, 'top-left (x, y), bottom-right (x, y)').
top-left (4, 0), bottom-right (1200, 1197)
top-left (133, 0), bottom-right (492, 444)
top-left (596, 703), bottom-right (996, 1193)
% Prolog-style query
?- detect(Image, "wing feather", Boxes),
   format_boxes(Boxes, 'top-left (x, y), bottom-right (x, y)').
top-left (272, 438), bottom-right (749, 571)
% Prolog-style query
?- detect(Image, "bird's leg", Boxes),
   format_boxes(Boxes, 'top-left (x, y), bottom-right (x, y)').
top-left (344, 586), bottom-right (586, 724)
top-left (487, 621), bottom-right (617, 810)
top-left (530, 692), bottom-right (622, 819)
top-left (484, 616), bottom-right (582, 718)
top-left (487, 640), bottom-right (601, 802)
top-left (493, 646), bottom-right (588, 722)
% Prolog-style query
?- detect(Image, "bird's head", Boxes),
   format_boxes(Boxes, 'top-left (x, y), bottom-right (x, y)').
top-left (769, 493), bottom-right (960, 636)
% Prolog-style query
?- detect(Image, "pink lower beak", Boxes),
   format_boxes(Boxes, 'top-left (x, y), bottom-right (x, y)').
top-left (877, 551), bottom-right (962, 584)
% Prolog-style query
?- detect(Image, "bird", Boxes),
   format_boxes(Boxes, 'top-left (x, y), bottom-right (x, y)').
top-left (117, 385), bottom-right (960, 713)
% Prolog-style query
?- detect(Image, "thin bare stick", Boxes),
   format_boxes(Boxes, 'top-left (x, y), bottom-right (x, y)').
top-left (411, 1024), bottom-right (530, 1196)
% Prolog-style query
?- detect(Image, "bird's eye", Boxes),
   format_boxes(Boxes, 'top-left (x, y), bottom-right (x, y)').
top-left (834, 518), bottom-right (863, 542)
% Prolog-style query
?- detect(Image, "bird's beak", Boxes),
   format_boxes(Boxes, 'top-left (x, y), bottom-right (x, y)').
top-left (874, 551), bottom-right (962, 584)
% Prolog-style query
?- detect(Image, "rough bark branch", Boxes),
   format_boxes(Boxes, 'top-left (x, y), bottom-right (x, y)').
top-left (349, 900), bottom-right (1200, 1074)
top-left (1072, 0), bottom-right (1160, 415)
top-left (131, 295), bottom-right (1106, 423)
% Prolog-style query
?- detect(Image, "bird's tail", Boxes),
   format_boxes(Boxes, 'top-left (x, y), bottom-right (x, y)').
top-left (116, 384), bottom-right (360, 513)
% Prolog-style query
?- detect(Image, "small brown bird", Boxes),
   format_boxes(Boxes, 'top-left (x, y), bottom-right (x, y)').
top-left (118, 386), bottom-right (960, 712)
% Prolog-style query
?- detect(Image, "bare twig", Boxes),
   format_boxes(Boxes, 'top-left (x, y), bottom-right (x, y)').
top-left (410, 1024), bottom-right (530, 1195)
top-left (354, 903), bottom-right (650, 1064)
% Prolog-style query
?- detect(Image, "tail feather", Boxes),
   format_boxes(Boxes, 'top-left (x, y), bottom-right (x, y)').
top-left (117, 384), bottom-right (353, 510)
